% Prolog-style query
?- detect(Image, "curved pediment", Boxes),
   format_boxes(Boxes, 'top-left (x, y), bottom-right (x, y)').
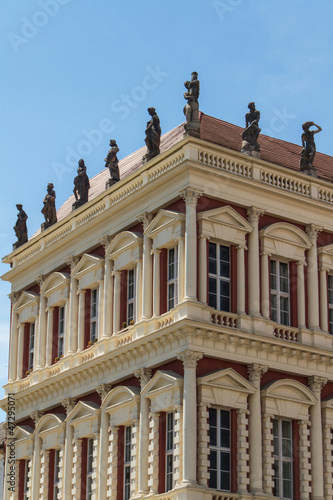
top-left (35, 413), bottom-right (65, 434)
top-left (103, 386), bottom-right (140, 410)
top-left (66, 401), bottom-right (100, 423)
top-left (106, 231), bottom-right (143, 258)
top-left (198, 206), bottom-right (252, 245)
top-left (262, 379), bottom-right (316, 420)
top-left (72, 254), bottom-right (104, 278)
top-left (41, 273), bottom-right (70, 295)
top-left (145, 210), bottom-right (185, 239)
top-left (260, 223), bottom-right (311, 260)
top-left (14, 291), bottom-right (39, 311)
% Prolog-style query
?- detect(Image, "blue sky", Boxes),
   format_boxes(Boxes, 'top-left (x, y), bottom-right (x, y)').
top-left (0, 0), bottom-right (333, 416)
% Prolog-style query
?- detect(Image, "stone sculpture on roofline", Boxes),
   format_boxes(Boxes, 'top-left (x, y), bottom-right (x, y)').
top-left (299, 121), bottom-right (322, 177)
top-left (105, 139), bottom-right (120, 189)
top-left (13, 204), bottom-right (28, 250)
top-left (241, 102), bottom-right (261, 158)
top-left (143, 107), bottom-right (161, 164)
top-left (183, 71), bottom-right (200, 138)
top-left (41, 183), bottom-right (57, 231)
top-left (72, 159), bottom-right (90, 210)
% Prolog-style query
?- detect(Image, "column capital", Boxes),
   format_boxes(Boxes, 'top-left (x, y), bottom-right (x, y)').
top-left (180, 187), bottom-right (203, 205)
top-left (134, 368), bottom-right (152, 388)
top-left (296, 260), bottom-right (307, 267)
top-left (30, 410), bottom-right (44, 425)
top-left (138, 212), bottom-right (154, 230)
top-left (151, 247), bottom-right (161, 255)
top-left (247, 363), bottom-right (268, 382)
top-left (35, 274), bottom-right (46, 287)
top-left (96, 383), bottom-right (112, 401)
top-left (99, 235), bottom-right (112, 250)
top-left (308, 375), bottom-right (327, 393)
top-left (8, 292), bottom-right (20, 305)
top-left (319, 266), bottom-right (330, 272)
top-left (149, 411), bottom-right (160, 422)
top-left (177, 349), bottom-right (203, 369)
top-left (237, 243), bottom-right (247, 251)
top-left (66, 256), bottom-right (80, 270)
top-left (247, 206), bottom-right (265, 224)
top-left (112, 269), bottom-right (122, 277)
top-left (61, 397), bottom-right (77, 415)
top-left (260, 250), bottom-right (271, 256)
top-left (305, 223), bottom-right (322, 240)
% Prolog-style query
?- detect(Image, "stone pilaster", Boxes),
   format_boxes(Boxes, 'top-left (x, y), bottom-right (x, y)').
top-left (323, 424), bottom-right (333, 500)
top-left (91, 433), bottom-right (99, 497)
top-left (138, 212), bottom-right (154, 319)
top-left (197, 403), bottom-right (210, 487)
top-left (319, 266), bottom-right (329, 332)
top-left (260, 251), bottom-right (271, 319)
top-left (299, 420), bottom-right (311, 500)
top-left (39, 449), bottom-right (49, 500)
top-left (134, 368), bottom-right (152, 495)
top-left (98, 410), bottom-right (110, 499)
top-left (237, 244), bottom-right (247, 314)
top-left (297, 261), bottom-right (306, 328)
top-left (77, 289), bottom-right (86, 350)
top-left (152, 248), bottom-right (161, 317)
top-left (103, 254), bottom-right (113, 338)
top-left (247, 207), bottom-right (265, 315)
top-left (237, 409), bottom-right (250, 493)
top-left (8, 293), bottom-right (19, 381)
top-left (262, 413), bottom-right (274, 495)
top-left (57, 445), bottom-right (64, 500)
top-left (148, 412), bottom-right (159, 494)
top-left (130, 418), bottom-right (139, 497)
top-left (72, 438), bottom-right (82, 499)
top-left (112, 270), bottom-right (121, 333)
top-left (173, 404), bottom-right (183, 487)
top-left (106, 426), bottom-right (118, 498)
top-left (306, 224), bottom-right (322, 330)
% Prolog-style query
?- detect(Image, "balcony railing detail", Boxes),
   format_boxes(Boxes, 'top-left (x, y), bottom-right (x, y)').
top-left (198, 151), bottom-right (252, 178)
top-left (274, 326), bottom-right (299, 343)
top-left (261, 171), bottom-right (311, 196)
top-left (211, 312), bottom-right (237, 328)
top-left (148, 152), bottom-right (185, 182)
top-left (318, 187), bottom-right (333, 204)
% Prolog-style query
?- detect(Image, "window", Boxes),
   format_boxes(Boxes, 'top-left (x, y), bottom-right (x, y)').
top-left (167, 247), bottom-right (178, 311)
top-left (58, 306), bottom-right (65, 357)
top-left (124, 426), bottom-right (131, 500)
top-left (53, 449), bottom-right (60, 499)
top-left (28, 323), bottom-right (35, 371)
top-left (90, 289), bottom-right (98, 341)
top-left (270, 260), bottom-right (290, 325)
top-left (86, 438), bottom-right (93, 499)
top-left (328, 275), bottom-right (333, 334)
top-left (209, 408), bottom-right (231, 491)
top-left (127, 269), bottom-right (136, 324)
top-left (165, 412), bottom-right (174, 491)
top-left (273, 419), bottom-right (293, 499)
top-left (24, 460), bottom-right (30, 500)
top-left (208, 243), bottom-right (230, 311)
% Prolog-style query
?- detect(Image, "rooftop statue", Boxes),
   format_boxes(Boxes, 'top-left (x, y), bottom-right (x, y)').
top-left (143, 107), bottom-right (161, 164)
top-left (241, 102), bottom-right (261, 157)
top-left (13, 204), bottom-right (28, 249)
top-left (183, 71), bottom-right (200, 137)
top-left (105, 139), bottom-right (120, 189)
top-left (41, 183), bottom-right (57, 230)
top-left (72, 159), bottom-right (90, 210)
top-left (300, 121), bottom-right (322, 177)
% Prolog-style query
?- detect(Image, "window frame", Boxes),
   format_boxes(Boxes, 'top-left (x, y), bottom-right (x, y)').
top-left (90, 288), bottom-right (98, 342)
top-left (123, 425), bottom-right (132, 500)
top-left (127, 269), bottom-right (136, 325)
top-left (53, 448), bottom-right (60, 499)
top-left (24, 459), bottom-right (30, 500)
top-left (272, 418), bottom-right (293, 499)
top-left (270, 259), bottom-right (290, 326)
top-left (58, 305), bottom-right (65, 358)
top-left (28, 322), bottom-right (35, 371)
top-left (167, 247), bottom-right (178, 311)
top-left (208, 242), bottom-right (231, 312)
top-left (86, 437), bottom-right (94, 500)
top-left (165, 412), bottom-right (175, 492)
top-left (208, 407), bottom-right (231, 492)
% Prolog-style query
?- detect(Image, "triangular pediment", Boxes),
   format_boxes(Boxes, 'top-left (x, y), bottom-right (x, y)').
top-left (72, 254), bottom-right (104, 278)
top-left (198, 206), bottom-right (253, 233)
top-left (262, 379), bottom-right (316, 405)
top-left (14, 425), bottom-right (34, 441)
top-left (260, 223), bottom-right (311, 249)
top-left (36, 414), bottom-right (65, 434)
top-left (319, 243), bottom-right (333, 256)
top-left (15, 291), bottom-right (39, 311)
top-left (198, 368), bottom-right (255, 394)
top-left (42, 272), bottom-right (70, 295)
top-left (66, 401), bottom-right (100, 423)
top-left (145, 210), bottom-right (185, 238)
top-left (106, 231), bottom-right (143, 258)
top-left (103, 386), bottom-right (140, 410)
top-left (142, 370), bottom-right (183, 397)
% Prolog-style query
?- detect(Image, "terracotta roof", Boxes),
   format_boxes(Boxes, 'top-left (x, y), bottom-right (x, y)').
top-left (200, 113), bottom-right (333, 183)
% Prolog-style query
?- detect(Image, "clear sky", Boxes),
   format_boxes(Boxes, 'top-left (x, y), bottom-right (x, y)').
top-left (1, 0), bottom-right (333, 417)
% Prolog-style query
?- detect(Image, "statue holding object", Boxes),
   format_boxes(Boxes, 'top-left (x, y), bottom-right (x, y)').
top-left (72, 159), bottom-right (90, 210)
top-left (241, 102), bottom-right (261, 158)
top-left (300, 121), bottom-right (322, 177)
top-left (183, 71), bottom-right (200, 137)
top-left (105, 139), bottom-right (120, 189)
top-left (143, 107), bottom-right (161, 164)
top-left (41, 183), bottom-right (57, 230)
top-left (13, 204), bottom-right (28, 249)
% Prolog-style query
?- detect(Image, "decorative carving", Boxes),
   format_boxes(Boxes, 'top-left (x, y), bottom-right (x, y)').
top-left (65, 256), bottom-right (80, 270)
top-left (105, 139), bottom-right (120, 189)
top-left (72, 159), bottom-right (90, 210)
top-left (306, 223), bottom-right (322, 241)
top-left (247, 363), bottom-right (268, 382)
top-left (138, 212), bottom-right (154, 231)
top-left (41, 183), bottom-right (57, 231)
top-left (300, 122), bottom-right (322, 176)
top-left (35, 275), bottom-right (45, 287)
top-left (143, 107), bottom-right (161, 164)
top-left (177, 349), bottom-right (203, 369)
top-left (13, 204), bottom-right (28, 249)
top-left (183, 71), bottom-right (200, 137)
top-left (247, 206), bottom-right (265, 224)
top-left (61, 397), bottom-right (77, 415)
top-left (179, 187), bottom-right (203, 205)
top-left (8, 292), bottom-right (20, 304)
top-left (100, 235), bottom-right (112, 250)
top-left (241, 102), bottom-right (261, 157)
top-left (30, 410), bottom-right (44, 425)
top-left (96, 383), bottom-right (112, 401)
top-left (308, 375), bottom-right (327, 393)
top-left (134, 368), bottom-right (152, 388)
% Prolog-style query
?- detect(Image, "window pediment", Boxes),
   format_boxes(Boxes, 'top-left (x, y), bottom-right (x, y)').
top-left (67, 401), bottom-right (100, 438)
top-left (322, 397), bottom-right (333, 427)
top-left (102, 386), bottom-right (140, 426)
top-left (142, 370), bottom-right (183, 412)
top-left (260, 223), bottom-right (311, 261)
top-left (107, 231), bottom-right (143, 270)
top-left (145, 210), bottom-right (185, 248)
top-left (198, 368), bottom-right (255, 410)
top-left (41, 272), bottom-right (70, 306)
top-left (36, 414), bottom-right (65, 434)
top-left (14, 291), bottom-right (39, 322)
top-left (261, 379), bottom-right (316, 420)
top-left (198, 206), bottom-right (252, 246)
top-left (318, 244), bottom-right (333, 271)
top-left (14, 425), bottom-right (34, 459)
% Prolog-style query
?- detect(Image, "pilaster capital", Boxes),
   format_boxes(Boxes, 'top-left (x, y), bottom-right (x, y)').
top-left (110, 425), bottom-right (119, 435)
top-left (149, 411), bottom-right (160, 422)
top-left (151, 247), bottom-right (161, 256)
top-left (177, 349), bottom-right (203, 369)
top-left (305, 223), bottom-right (322, 241)
top-left (9, 292), bottom-right (20, 305)
top-left (260, 250), bottom-right (271, 257)
top-left (179, 187), bottom-right (203, 205)
top-left (100, 235), bottom-right (112, 250)
top-left (237, 243), bottom-right (247, 251)
top-left (134, 368), bottom-right (152, 389)
top-left (247, 206), bottom-right (265, 224)
top-left (247, 363), bottom-right (268, 382)
top-left (35, 275), bottom-right (46, 287)
top-left (61, 397), bottom-right (77, 415)
top-left (296, 260), bottom-right (307, 267)
top-left (77, 287), bottom-right (86, 295)
top-left (112, 269), bottom-right (122, 278)
top-left (138, 212), bottom-right (154, 231)
top-left (319, 266), bottom-right (330, 273)
top-left (46, 306), bottom-right (54, 313)
top-left (96, 383), bottom-right (112, 401)
top-left (308, 375), bottom-right (327, 393)
top-left (66, 256), bottom-right (80, 270)
top-left (30, 410), bottom-right (44, 425)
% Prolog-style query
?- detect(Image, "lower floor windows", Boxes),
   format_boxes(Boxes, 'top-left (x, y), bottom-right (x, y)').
top-left (273, 418), bottom-right (293, 499)
top-left (86, 438), bottom-right (93, 499)
top-left (165, 412), bottom-right (174, 491)
top-left (209, 408), bottom-right (231, 491)
top-left (53, 449), bottom-right (60, 499)
top-left (124, 426), bottom-right (132, 500)
top-left (328, 275), bottom-right (333, 334)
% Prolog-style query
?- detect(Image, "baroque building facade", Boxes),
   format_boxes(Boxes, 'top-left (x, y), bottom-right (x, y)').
top-left (2, 113), bottom-right (333, 500)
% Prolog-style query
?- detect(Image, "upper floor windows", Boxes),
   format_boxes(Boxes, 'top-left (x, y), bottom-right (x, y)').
top-left (90, 289), bottom-right (98, 342)
top-left (127, 269), bottom-right (136, 324)
top-left (28, 323), bottom-right (35, 372)
top-left (328, 275), bottom-right (333, 335)
top-left (270, 260), bottom-right (290, 326)
top-left (208, 408), bottom-right (231, 492)
top-left (167, 247), bottom-right (178, 311)
top-left (208, 243), bottom-right (230, 312)
top-left (272, 418), bottom-right (293, 499)
top-left (58, 306), bottom-right (65, 358)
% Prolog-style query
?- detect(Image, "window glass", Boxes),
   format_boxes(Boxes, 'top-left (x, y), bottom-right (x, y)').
top-left (208, 243), bottom-right (231, 312)
top-left (209, 408), bottom-right (231, 491)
